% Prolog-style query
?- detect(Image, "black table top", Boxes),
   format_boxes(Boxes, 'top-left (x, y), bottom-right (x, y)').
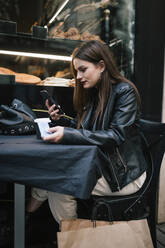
top-left (0, 135), bottom-right (108, 199)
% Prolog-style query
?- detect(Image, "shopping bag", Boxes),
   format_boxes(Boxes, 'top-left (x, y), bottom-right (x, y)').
top-left (57, 218), bottom-right (154, 248)
top-left (61, 218), bottom-right (109, 231)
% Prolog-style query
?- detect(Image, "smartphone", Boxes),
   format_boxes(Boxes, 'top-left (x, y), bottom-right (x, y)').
top-left (40, 90), bottom-right (64, 114)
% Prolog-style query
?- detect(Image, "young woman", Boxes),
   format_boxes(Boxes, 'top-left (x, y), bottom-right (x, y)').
top-left (27, 40), bottom-right (146, 225)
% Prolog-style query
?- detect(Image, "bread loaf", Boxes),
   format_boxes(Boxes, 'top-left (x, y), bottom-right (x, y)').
top-left (0, 67), bottom-right (15, 75)
top-left (0, 67), bottom-right (41, 84)
top-left (15, 73), bottom-right (41, 84)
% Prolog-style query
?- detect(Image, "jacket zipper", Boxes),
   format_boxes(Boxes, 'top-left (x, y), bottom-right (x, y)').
top-left (116, 147), bottom-right (127, 172)
top-left (107, 152), bottom-right (121, 191)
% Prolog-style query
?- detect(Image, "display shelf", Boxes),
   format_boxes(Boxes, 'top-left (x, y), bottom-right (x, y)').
top-left (0, 20), bottom-right (77, 116)
top-left (0, 20), bottom-right (82, 56)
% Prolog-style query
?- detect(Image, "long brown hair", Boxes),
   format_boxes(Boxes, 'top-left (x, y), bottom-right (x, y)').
top-left (71, 40), bottom-right (140, 128)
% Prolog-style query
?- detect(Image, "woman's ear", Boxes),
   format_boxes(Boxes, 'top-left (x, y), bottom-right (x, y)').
top-left (98, 60), bottom-right (105, 73)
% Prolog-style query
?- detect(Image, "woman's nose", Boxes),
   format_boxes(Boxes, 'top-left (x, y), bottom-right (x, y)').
top-left (77, 71), bottom-right (82, 80)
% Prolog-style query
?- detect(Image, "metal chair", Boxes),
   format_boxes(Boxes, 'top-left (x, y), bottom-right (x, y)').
top-left (78, 119), bottom-right (165, 248)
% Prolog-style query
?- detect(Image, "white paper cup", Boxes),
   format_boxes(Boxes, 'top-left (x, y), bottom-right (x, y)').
top-left (34, 118), bottom-right (51, 138)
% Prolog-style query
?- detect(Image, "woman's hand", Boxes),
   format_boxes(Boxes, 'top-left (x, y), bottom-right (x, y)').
top-left (46, 99), bottom-right (62, 121)
top-left (42, 126), bottom-right (64, 143)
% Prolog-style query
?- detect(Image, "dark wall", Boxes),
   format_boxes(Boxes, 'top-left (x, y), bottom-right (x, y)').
top-left (17, 0), bottom-right (44, 32)
top-left (134, 0), bottom-right (165, 121)
top-left (0, 0), bottom-right (44, 33)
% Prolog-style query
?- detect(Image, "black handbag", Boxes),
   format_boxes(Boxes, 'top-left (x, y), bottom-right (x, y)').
top-left (0, 99), bottom-right (37, 135)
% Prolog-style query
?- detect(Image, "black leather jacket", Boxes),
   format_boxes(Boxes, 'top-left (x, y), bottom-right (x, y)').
top-left (59, 82), bottom-right (147, 192)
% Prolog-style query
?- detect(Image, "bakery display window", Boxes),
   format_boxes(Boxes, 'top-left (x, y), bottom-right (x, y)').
top-left (0, 0), bottom-right (136, 115)
top-left (0, 0), bottom-right (136, 82)
top-left (0, 20), bottom-right (79, 116)
top-left (41, 0), bottom-right (136, 80)
top-left (0, 53), bottom-right (72, 84)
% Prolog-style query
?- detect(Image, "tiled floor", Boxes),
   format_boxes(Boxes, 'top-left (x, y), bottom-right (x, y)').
top-left (157, 223), bottom-right (165, 248)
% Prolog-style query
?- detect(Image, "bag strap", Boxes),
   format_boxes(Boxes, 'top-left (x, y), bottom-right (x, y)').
top-left (11, 99), bottom-right (36, 120)
top-left (91, 200), bottom-right (113, 226)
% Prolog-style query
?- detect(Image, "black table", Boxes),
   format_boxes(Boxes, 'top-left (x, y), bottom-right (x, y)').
top-left (0, 135), bottom-right (108, 247)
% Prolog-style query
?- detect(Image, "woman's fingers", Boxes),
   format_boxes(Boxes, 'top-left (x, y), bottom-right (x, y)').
top-left (42, 126), bottom-right (64, 143)
top-left (46, 100), bottom-right (62, 121)
top-left (50, 108), bottom-right (60, 120)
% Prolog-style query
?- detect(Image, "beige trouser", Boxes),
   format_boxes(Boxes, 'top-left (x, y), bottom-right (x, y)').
top-left (32, 172), bottom-right (146, 224)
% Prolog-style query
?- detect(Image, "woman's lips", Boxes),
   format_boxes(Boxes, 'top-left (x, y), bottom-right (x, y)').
top-left (81, 80), bottom-right (88, 84)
